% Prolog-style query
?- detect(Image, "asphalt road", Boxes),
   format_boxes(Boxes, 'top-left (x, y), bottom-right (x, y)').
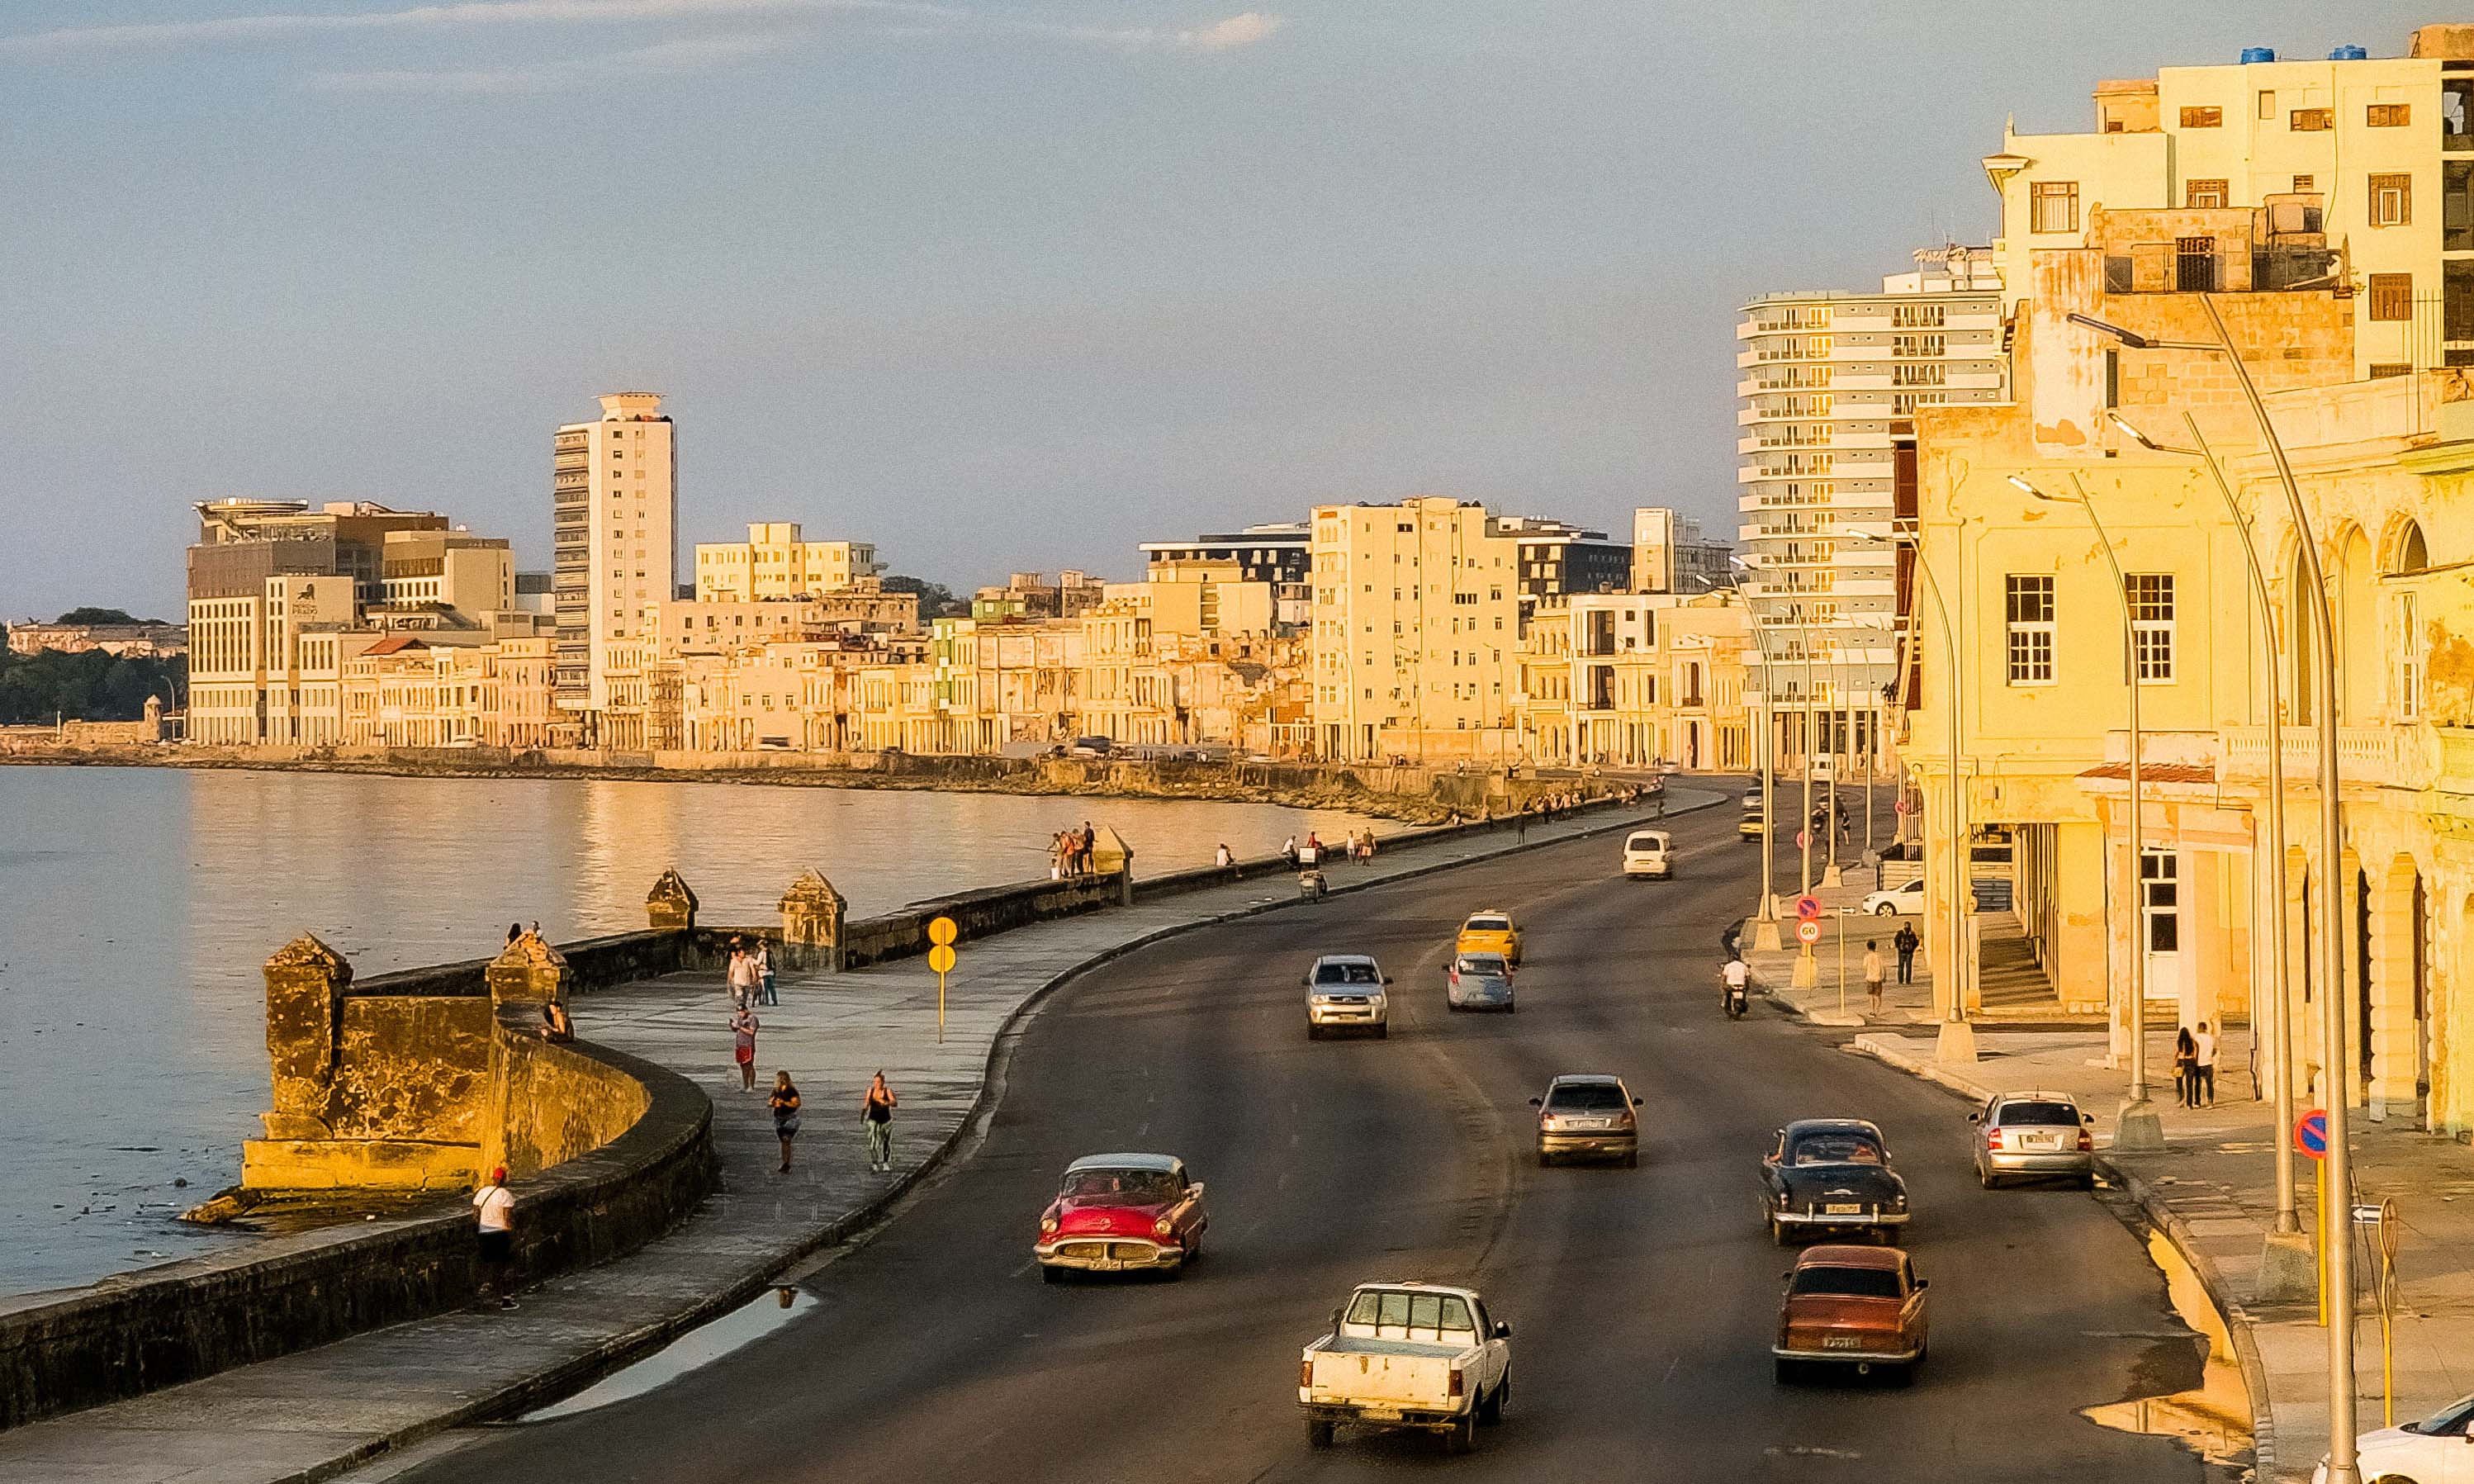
top-left (394, 803), bottom-right (2239, 1483)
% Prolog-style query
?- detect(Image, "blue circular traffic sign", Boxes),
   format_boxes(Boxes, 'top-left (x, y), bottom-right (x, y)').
top-left (2295, 1109), bottom-right (2329, 1160)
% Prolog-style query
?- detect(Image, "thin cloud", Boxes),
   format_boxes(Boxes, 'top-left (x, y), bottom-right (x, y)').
top-left (0, 0), bottom-right (945, 57)
top-left (310, 27), bottom-right (793, 89)
top-left (1014, 10), bottom-right (1284, 52)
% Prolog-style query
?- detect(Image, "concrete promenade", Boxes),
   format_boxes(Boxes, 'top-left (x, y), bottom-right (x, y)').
top-left (0, 789), bottom-right (1708, 1484)
top-left (1742, 868), bottom-right (2474, 1483)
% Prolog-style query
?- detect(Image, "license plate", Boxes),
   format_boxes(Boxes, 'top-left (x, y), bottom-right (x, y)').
top-left (1824, 1203), bottom-right (1860, 1215)
top-left (1361, 1408), bottom-right (1401, 1422)
top-left (2025, 1136), bottom-right (2057, 1150)
top-left (1823, 1336), bottom-right (1864, 1350)
top-left (1571, 1119), bottom-right (1608, 1131)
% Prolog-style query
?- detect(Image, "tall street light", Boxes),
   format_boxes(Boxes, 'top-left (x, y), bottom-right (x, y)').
top-left (2109, 408), bottom-right (2312, 1296)
top-left (1840, 526), bottom-right (1975, 1064)
top-left (1744, 608), bottom-right (1784, 951)
top-left (2009, 474), bottom-right (2164, 1152)
top-left (2072, 303), bottom-right (2355, 1482)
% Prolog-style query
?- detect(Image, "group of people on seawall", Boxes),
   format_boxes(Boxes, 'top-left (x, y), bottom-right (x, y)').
top-left (1049, 823), bottom-right (1099, 878)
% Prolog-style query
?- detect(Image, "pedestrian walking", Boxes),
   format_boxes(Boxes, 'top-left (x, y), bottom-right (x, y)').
top-left (473, 1164), bottom-right (517, 1310)
top-left (861, 1071), bottom-right (898, 1172)
top-left (730, 1005), bottom-right (760, 1092)
top-left (2172, 1027), bottom-right (2198, 1108)
top-left (1863, 940), bottom-right (1885, 1015)
top-left (2193, 1021), bottom-right (2218, 1107)
top-left (769, 1072), bottom-right (802, 1173)
top-left (1079, 823), bottom-right (1097, 872)
top-left (726, 937), bottom-right (758, 1011)
top-left (1281, 834), bottom-right (1297, 869)
top-left (756, 939), bottom-right (779, 1007)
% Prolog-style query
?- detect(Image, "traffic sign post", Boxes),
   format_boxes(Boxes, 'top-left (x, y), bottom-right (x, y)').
top-left (1794, 894), bottom-right (1822, 921)
top-left (928, 917), bottom-right (959, 1043)
top-left (1795, 919), bottom-right (1822, 946)
top-left (2296, 1109), bottom-right (2329, 1325)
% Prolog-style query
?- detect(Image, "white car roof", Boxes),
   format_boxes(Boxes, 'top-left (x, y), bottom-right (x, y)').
top-left (1064, 1152), bottom-right (1182, 1174)
top-left (1351, 1279), bottom-right (1484, 1301)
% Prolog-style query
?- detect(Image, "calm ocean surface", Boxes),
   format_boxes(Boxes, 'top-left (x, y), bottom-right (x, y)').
top-left (0, 766), bottom-right (1375, 1296)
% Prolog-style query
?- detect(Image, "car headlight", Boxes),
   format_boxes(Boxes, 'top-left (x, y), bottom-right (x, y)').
top-left (1040, 1216), bottom-right (1059, 1235)
top-left (1153, 1216), bottom-right (1174, 1237)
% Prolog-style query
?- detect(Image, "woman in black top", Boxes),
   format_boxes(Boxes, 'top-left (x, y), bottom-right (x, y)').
top-left (862, 1071), bottom-right (898, 1173)
top-left (769, 1072), bottom-right (802, 1173)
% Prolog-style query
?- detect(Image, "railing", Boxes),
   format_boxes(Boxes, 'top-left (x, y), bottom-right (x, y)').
top-left (2101, 242), bottom-right (2338, 296)
top-left (2218, 724), bottom-right (2436, 792)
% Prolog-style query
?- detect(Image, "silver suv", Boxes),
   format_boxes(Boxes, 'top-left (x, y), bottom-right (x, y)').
top-left (1305, 955), bottom-right (1390, 1040)
top-left (1969, 1091), bottom-right (2096, 1188)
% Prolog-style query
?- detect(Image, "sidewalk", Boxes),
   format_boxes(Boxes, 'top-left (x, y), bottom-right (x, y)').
top-left (1841, 1024), bottom-right (2474, 1482)
top-left (0, 789), bottom-right (1715, 1484)
top-left (1739, 854), bottom-right (1941, 1029)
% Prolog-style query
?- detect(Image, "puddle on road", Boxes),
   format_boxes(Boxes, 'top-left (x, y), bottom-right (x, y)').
top-left (2079, 1229), bottom-right (2253, 1470)
top-left (520, 1287), bottom-right (818, 1422)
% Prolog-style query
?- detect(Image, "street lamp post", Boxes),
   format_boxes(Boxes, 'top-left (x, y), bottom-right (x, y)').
top-left (1746, 614), bottom-right (1784, 951)
top-left (2071, 302), bottom-right (2355, 1482)
top-left (2110, 408), bottom-right (2312, 1295)
top-left (1842, 525), bottom-right (1974, 1064)
top-left (2011, 475), bottom-right (2164, 1152)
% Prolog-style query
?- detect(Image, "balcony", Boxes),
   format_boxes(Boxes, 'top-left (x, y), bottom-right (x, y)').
top-left (2101, 240), bottom-right (2337, 296)
top-left (2219, 724), bottom-right (2435, 794)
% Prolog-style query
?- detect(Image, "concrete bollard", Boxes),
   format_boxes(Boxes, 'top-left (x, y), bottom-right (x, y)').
top-left (646, 868), bottom-right (700, 932)
top-left (780, 868), bottom-right (847, 974)
top-left (258, 933), bottom-right (351, 1142)
top-left (1087, 825), bottom-right (1135, 906)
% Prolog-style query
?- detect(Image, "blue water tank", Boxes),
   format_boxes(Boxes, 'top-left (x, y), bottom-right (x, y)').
top-left (2239, 45), bottom-right (2277, 64)
top-left (2329, 44), bottom-right (2368, 60)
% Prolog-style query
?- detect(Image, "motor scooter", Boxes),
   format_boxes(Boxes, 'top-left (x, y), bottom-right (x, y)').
top-left (1722, 967), bottom-right (1749, 1020)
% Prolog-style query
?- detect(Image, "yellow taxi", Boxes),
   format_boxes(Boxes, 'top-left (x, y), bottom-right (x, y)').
top-left (1456, 910), bottom-right (1524, 965)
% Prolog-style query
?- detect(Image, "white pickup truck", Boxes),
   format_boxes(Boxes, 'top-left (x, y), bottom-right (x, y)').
top-left (1297, 1281), bottom-right (1512, 1453)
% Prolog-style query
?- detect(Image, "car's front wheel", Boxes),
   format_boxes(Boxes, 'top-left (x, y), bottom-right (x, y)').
top-left (1373, 1022), bottom-right (1388, 1039)
top-left (1875, 903), bottom-right (1898, 917)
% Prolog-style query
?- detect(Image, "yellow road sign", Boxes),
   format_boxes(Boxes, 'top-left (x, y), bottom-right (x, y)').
top-left (927, 943), bottom-right (957, 974)
top-left (928, 917), bottom-right (959, 946)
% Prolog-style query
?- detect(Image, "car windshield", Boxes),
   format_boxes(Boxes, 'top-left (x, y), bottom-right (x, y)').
top-left (1995, 1101), bottom-right (2080, 1127)
top-left (1546, 1083), bottom-right (1628, 1112)
top-left (1314, 962), bottom-right (1381, 985)
top-left (1465, 917), bottom-right (1511, 933)
top-left (1060, 1168), bottom-right (1181, 1202)
top-left (1455, 955), bottom-right (1508, 977)
top-left (1789, 1131), bottom-right (1886, 1166)
top-left (1344, 1290), bottom-right (1476, 1339)
top-left (1789, 1266), bottom-right (1903, 1299)
top-left (2405, 1392), bottom-right (2474, 1436)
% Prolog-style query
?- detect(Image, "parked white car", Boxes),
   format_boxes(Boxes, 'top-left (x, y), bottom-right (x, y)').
top-left (1301, 1282), bottom-right (1511, 1453)
top-left (1861, 878), bottom-right (1925, 917)
top-left (1622, 829), bottom-right (1672, 879)
top-left (2315, 1391), bottom-right (2474, 1482)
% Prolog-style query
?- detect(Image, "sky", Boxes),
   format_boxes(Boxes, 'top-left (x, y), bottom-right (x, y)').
top-left (0, 1), bottom-right (2444, 619)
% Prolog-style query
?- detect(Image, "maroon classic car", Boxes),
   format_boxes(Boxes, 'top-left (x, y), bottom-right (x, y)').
top-left (1035, 1153), bottom-right (1209, 1282)
top-left (1773, 1245), bottom-right (1930, 1382)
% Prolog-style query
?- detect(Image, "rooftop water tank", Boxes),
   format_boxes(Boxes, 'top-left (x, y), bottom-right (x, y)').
top-left (2329, 44), bottom-right (2368, 59)
top-left (2240, 45), bottom-right (2277, 63)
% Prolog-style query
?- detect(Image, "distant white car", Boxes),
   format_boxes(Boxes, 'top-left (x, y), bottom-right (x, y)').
top-left (2315, 1391), bottom-right (2474, 1482)
top-left (1622, 830), bottom-right (1672, 879)
top-left (1861, 878), bottom-right (1926, 917)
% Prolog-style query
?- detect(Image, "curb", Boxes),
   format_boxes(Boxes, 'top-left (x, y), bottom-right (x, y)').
top-left (289, 793), bottom-right (1709, 1482)
top-left (1840, 1036), bottom-right (2283, 1483)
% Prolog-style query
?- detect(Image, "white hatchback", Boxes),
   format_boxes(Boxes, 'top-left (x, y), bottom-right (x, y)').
top-left (1622, 830), bottom-right (1672, 879)
top-left (1861, 878), bottom-right (1925, 917)
top-left (2315, 1391), bottom-right (2474, 1482)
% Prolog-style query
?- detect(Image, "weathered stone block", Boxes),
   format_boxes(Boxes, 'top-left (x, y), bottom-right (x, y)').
top-left (647, 868), bottom-right (699, 931)
top-left (486, 931), bottom-right (571, 1007)
top-left (263, 934), bottom-right (350, 1125)
top-left (780, 869), bottom-right (846, 973)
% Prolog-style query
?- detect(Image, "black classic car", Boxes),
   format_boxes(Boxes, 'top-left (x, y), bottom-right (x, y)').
top-left (1761, 1118), bottom-right (1910, 1245)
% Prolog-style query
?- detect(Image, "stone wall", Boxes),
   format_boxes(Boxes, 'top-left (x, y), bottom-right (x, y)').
top-left (0, 1026), bottom-right (710, 1432)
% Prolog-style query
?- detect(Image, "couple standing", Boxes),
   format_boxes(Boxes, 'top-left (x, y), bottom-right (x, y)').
top-left (727, 937), bottom-right (777, 1010)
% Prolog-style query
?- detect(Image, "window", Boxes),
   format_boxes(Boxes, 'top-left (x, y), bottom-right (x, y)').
top-left (2292, 174), bottom-right (2316, 192)
top-left (2369, 273), bottom-right (2414, 321)
top-left (2395, 591), bottom-right (2423, 719)
top-left (2370, 363), bottom-right (2412, 379)
top-left (2128, 574), bottom-right (2175, 681)
top-left (2178, 105), bottom-right (2222, 128)
top-left (2291, 107), bottom-right (2333, 131)
top-left (2370, 173), bottom-right (2413, 226)
top-left (2005, 576), bottom-right (2055, 684)
top-left (2186, 178), bottom-right (2229, 209)
top-left (2140, 851), bottom-right (2180, 953)
top-left (2257, 89), bottom-right (2276, 120)
top-left (2030, 181), bottom-right (2079, 233)
top-left (2367, 102), bottom-right (2410, 127)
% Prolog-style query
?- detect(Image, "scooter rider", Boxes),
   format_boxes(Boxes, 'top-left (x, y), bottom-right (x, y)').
top-left (1721, 955), bottom-right (1750, 1017)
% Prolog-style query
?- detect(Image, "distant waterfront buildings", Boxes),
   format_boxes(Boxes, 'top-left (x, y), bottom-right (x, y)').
top-left (1629, 507), bottom-right (1734, 595)
top-left (1736, 244), bottom-right (2006, 770)
top-left (553, 392), bottom-right (677, 735)
top-left (1138, 523), bottom-right (1311, 628)
top-left (694, 522), bottom-right (881, 601)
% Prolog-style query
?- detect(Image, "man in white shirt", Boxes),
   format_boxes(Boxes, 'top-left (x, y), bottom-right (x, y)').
top-left (2192, 1022), bottom-right (2218, 1107)
top-left (474, 1165), bottom-right (517, 1310)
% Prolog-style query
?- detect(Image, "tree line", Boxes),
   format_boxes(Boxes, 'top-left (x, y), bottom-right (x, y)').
top-left (0, 646), bottom-right (187, 725)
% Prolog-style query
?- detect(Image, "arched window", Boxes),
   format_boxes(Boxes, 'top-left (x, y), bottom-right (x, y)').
top-left (2387, 518), bottom-right (2429, 719)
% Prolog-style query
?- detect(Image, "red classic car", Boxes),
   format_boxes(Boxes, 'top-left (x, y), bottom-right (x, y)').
top-left (1773, 1244), bottom-right (1930, 1382)
top-left (1036, 1153), bottom-right (1209, 1281)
